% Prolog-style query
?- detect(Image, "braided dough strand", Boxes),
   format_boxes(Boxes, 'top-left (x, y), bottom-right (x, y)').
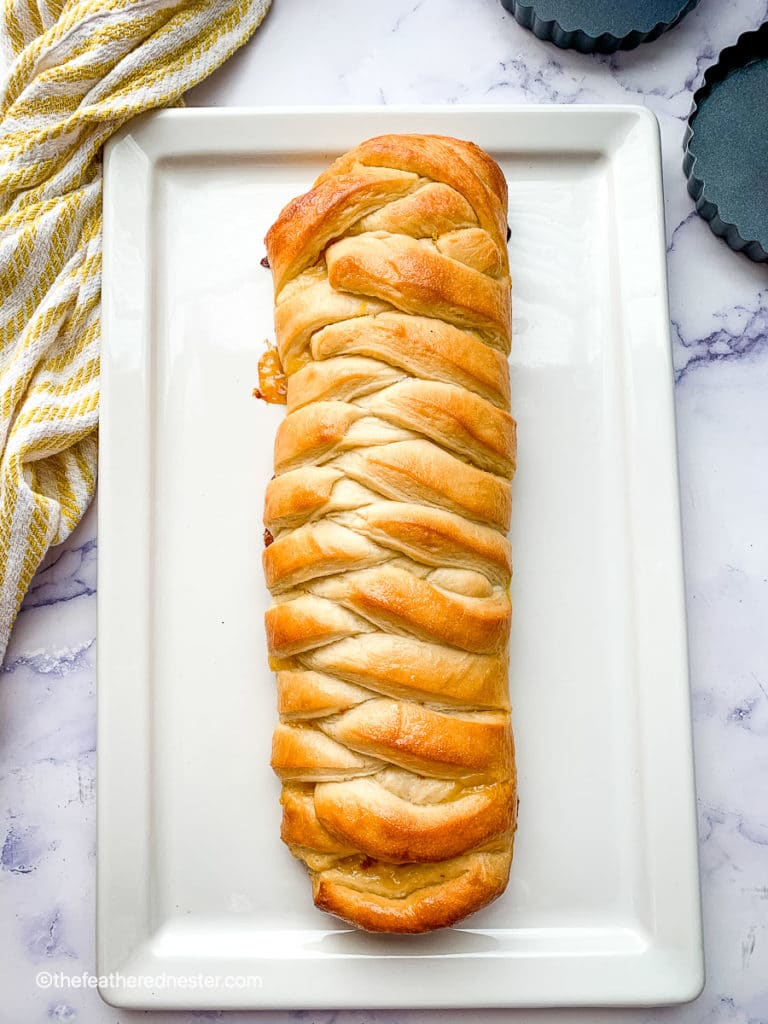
top-left (264, 134), bottom-right (516, 933)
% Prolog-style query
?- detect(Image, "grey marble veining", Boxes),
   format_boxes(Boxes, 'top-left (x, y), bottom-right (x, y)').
top-left (2, 0), bottom-right (768, 1020)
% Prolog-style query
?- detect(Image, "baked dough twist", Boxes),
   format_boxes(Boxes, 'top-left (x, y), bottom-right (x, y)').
top-left (264, 134), bottom-right (516, 933)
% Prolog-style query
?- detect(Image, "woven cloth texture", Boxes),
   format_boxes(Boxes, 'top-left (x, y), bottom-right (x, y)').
top-left (0, 0), bottom-right (270, 658)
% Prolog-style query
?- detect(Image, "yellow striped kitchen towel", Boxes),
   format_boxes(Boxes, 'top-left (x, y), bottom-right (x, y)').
top-left (0, 0), bottom-right (270, 658)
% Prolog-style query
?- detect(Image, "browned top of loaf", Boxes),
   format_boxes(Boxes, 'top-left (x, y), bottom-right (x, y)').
top-left (263, 132), bottom-right (515, 934)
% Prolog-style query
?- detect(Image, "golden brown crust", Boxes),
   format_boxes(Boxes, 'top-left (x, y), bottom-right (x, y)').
top-left (304, 634), bottom-right (511, 710)
top-left (263, 466), bottom-right (342, 532)
top-left (359, 380), bottom-right (516, 476)
top-left (337, 502), bottom-right (512, 584)
top-left (326, 234), bottom-right (510, 349)
top-left (263, 134), bottom-right (515, 932)
top-left (271, 722), bottom-right (381, 782)
top-left (286, 356), bottom-right (405, 411)
top-left (265, 594), bottom-right (372, 660)
top-left (280, 785), bottom-right (358, 855)
top-left (310, 313), bottom-right (511, 409)
top-left (276, 669), bottom-right (370, 719)
top-left (314, 778), bottom-right (516, 862)
top-left (265, 169), bottom-right (419, 295)
top-left (274, 270), bottom-right (391, 375)
top-left (263, 520), bottom-right (385, 593)
top-left (311, 565), bottom-right (511, 653)
top-left (320, 700), bottom-right (514, 780)
top-left (311, 844), bottom-right (514, 934)
top-left (350, 182), bottom-right (477, 238)
top-left (338, 440), bottom-right (512, 531)
top-left (313, 134), bottom-right (509, 260)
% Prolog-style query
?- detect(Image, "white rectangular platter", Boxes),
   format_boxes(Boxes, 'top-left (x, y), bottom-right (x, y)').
top-left (98, 106), bottom-right (703, 1010)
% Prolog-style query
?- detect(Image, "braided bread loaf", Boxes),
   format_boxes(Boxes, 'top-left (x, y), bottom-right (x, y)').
top-left (263, 134), bottom-right (516, 933)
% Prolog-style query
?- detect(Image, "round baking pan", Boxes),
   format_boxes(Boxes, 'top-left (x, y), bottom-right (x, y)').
top-left (501, 0), bottom-right (701, 54)
top-left (683, 21), bottom-right (768, 263)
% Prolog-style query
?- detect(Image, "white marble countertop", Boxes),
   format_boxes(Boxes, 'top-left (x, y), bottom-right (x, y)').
top-left (2, 0), bottom-right (768, 1021)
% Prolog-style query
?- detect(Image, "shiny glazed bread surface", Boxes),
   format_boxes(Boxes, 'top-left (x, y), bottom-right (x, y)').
top-left (263, 134), bottom-right (516, 933)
